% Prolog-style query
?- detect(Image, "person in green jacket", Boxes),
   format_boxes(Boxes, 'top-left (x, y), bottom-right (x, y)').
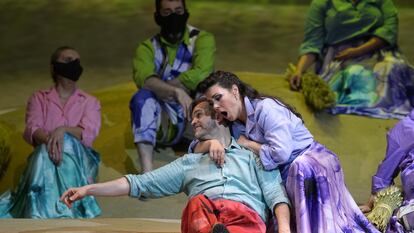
top-left (290, 0), bottom-right (414, 119)
top-left (129, 0), bottom-right (215, 173)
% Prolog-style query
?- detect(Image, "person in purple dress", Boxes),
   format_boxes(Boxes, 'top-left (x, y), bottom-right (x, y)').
top-left (360, 110), bottom-right (414, 232)
top-left (195, 71), bottom-right (379, 233)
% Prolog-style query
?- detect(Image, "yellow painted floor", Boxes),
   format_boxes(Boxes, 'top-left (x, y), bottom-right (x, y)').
top-left (0, 218), bottom-right (180, 233)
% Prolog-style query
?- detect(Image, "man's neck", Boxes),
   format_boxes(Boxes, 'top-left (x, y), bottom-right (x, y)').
top-left (201, 127), bottom-right (231, 148)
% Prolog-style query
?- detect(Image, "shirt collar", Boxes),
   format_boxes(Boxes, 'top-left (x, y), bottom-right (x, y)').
top-left (159, 26), bottom-right (190, 47)
top-left (46, 86), bottom-right (84, 106)
top-left (244, 96), bottom-right (255, 119)
top-left (227, 137), bottom-right (242, 150)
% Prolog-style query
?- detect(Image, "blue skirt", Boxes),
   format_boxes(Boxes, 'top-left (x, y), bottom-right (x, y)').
top-left (319, 43), bottom-right (414, 119)
top-left (0, 133), bottom-right (101, 218)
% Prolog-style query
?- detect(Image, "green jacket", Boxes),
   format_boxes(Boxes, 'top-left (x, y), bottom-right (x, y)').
top-left (299, 0), bottom-right (398, 57)
top-left (132, 27), bottom-right (215, 91)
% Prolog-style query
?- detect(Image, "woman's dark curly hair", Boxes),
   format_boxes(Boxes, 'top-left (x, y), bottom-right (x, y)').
top-left (197, 70), bottom-right (303, 121)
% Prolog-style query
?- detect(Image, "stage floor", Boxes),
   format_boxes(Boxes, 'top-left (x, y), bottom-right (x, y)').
top-left (0, 218), bottom-right (181, 233)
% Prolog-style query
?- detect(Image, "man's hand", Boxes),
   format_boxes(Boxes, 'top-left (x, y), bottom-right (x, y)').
top-left (47, 126), bottom-right (66, 166)
top-left (174, 88), bottom-right (193, 119)
top-left (167, 79), bottom-right (190, 94)
top-left (334, 47), bottom-right (361, 61)
top-left (60, 186), bottom-right (89, 208)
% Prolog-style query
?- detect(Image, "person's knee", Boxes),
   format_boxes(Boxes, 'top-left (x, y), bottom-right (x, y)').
top-left (290, 155), bottom-right (312, 174)
top-left (130, 89), bottom-right (155, 110)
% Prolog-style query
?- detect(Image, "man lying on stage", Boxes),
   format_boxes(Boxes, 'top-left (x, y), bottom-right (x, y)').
top-left (60, 97), bottom-right (291, 233)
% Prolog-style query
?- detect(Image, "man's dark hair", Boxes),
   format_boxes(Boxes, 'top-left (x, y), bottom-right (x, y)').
top-left (190, 97), bottom-right (216, 120)
top-left (155, 0), bottom-right (186, 13)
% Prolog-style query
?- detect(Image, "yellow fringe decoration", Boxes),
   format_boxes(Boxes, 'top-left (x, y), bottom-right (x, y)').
top-left (367, 185), bottom-right (403, 232)
top-left (285, 63), bottom-right (336, 111)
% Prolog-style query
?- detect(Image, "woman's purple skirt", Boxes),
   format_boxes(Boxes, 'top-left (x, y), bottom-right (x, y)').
top-left (286, 142), bottom-right (379, 233)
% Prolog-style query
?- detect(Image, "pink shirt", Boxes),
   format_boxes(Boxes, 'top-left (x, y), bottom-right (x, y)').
top-left (23, 86), bottom-right (101, 147)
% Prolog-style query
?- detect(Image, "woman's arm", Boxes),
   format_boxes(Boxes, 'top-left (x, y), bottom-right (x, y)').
top-left (32, 128), bottom-right (49, 146)
top-left (335, 37), bottom-right (387, 61)
top-left (237, 135), bottom-right (261, 155)
top-left (193, 139), bottom-right (225, 166)
top-left (291, 0), bottom-right (326, 91)
top-left (24, 92), bottom-right (46, 146)
top-left (77, 97), bottom-right (101, 147)
top-left (47, 126), bottom-right (82, 165)
top-left (252, 100), bottom-right (298, 170)
top-left (290, 54), bottom-right (317, 90)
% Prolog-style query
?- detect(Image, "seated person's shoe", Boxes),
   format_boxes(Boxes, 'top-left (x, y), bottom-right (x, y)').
top-left (211, 223), bottom-right (229, 233)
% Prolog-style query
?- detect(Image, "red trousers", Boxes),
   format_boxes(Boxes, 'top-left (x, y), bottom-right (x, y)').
top-left (181, 195), bottom-right (266, 233)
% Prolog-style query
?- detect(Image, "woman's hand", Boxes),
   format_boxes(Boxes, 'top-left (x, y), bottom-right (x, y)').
top-left (47, 126), bottom-right (66, 166)
top-left (60, 186), bottom-right (89, 208)
top-left (359, 194), bottom-right (375, 213)
top-left (289, 70), bottom-right (302, 91)
top-left (208, 139), bottom-right (225, 167)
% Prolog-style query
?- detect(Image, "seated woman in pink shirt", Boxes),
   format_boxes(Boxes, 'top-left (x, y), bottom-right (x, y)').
top-left (0, 46), bottom-right (101, 218)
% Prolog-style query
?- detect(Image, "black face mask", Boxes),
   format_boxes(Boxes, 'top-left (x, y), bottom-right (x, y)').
top-left (52, 59), bottom-right (83, 82)
top-left (155, 11), bottom-right (189, 44)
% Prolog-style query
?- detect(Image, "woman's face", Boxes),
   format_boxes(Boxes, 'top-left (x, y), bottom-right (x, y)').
top-left (54, 49), bottom-right (80, 86)
top-left (205, 84), bottom-right (242, 122)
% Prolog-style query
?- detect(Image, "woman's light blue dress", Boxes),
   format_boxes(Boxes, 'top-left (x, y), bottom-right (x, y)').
top-left (0, 133), bottom-right (101, 218)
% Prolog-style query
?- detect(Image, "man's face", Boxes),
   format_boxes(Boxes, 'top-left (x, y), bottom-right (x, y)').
top-left (159, 0), bottom-right (185, 17)
top-left (191, 102), bottom-right (217, 140)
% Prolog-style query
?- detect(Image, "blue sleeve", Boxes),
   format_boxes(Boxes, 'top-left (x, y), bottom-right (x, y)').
top-left (125, 157), bottom-right (186, 198)
top-left (254, 162), bottom-right (290, 214)
top-left (371, 116), bottom-right (414, 193)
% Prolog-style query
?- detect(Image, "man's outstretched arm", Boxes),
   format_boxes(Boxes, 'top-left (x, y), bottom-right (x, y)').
top-left (60, 177), bottom-right (130, 208)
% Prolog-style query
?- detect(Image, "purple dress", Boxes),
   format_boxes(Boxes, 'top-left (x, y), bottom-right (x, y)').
top-left (232, 97), bottom-right (379, 233)
top-left (372, 110), bottom-right (414, 232)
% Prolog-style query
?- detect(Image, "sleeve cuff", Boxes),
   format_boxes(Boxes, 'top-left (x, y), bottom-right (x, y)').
top-left (188, 139), bottom-right (199, 153)
top-left (124, 174), bottom-right (141, 198)
top-left (24, 126), bottom-right (41, 146)
top-left (271, 199), bottom-right (291, 217)
top-left (80, 131), bottom-right (93, 147)
top-left (299, 47), bottom-right (322, 58)
top-left (371, 175), bottom-right (393, 194)
top-left (372, 31), bottom-right (396, 47)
